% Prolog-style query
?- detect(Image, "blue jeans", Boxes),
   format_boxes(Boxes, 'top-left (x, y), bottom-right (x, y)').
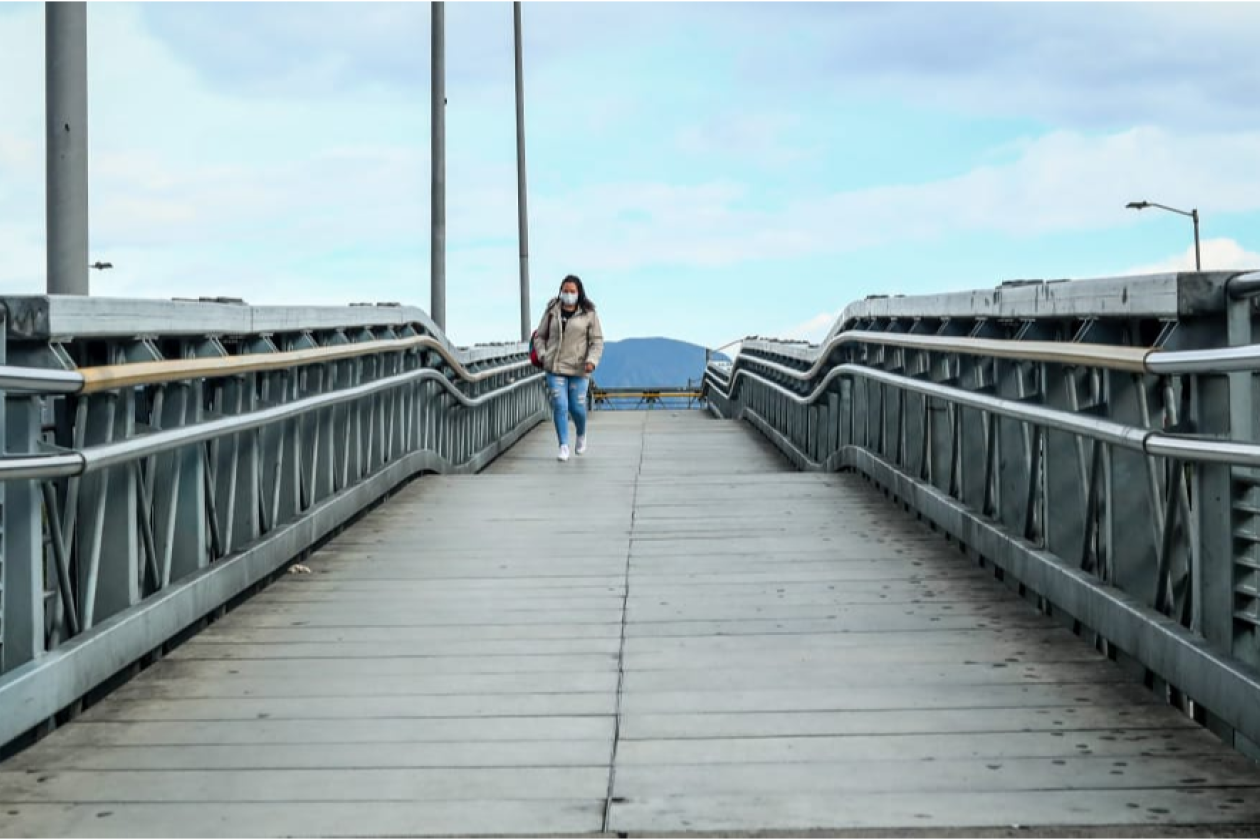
top-left (546, 373), bottom-right (588, 446)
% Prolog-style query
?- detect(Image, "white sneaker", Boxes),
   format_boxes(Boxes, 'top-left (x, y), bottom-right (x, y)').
top-left (557, 444), bottom-right (570, 462)
top-left (576, 435), bottom-right (588, 455)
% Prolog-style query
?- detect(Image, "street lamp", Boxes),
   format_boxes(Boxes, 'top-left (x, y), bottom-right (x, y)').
top-left (1126, 200), bottom-right (1201, 272)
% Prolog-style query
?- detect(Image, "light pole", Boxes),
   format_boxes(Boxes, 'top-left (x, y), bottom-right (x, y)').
top-left (1126, 200), bottom-right (1201, 272)
top-left (46, 2), bottom-right (90, 296)
top-left (431, 1), bottom-right (446, 332)
top-left (513, 1), bottom-right (531, 343)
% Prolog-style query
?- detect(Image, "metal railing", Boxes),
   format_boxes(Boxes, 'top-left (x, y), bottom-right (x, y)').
top-left (705, 270), bottom-right (1260, 758)
top-left (0, 296), bottom-right (546, 749)
top-left (590, 383), bottom-right (707, 410)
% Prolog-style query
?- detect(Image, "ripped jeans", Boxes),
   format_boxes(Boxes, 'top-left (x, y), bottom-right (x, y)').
top-left (546, 373), bottom-right (588, 446)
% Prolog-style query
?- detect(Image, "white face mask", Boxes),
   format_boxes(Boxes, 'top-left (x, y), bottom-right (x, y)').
top-left (560, 292), bottom-right (579, 306)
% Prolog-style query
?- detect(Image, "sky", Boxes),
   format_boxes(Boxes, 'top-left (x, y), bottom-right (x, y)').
top-left (2, 2), bottom-right (1260, 348)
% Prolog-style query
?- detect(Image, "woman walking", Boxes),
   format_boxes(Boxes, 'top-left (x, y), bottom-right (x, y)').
top-left (532, 275), bottom-right (604, 461)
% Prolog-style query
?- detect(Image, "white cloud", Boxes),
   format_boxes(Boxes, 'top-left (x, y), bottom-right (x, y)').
top-left (807, 128), bottom-right (1260, 239)
top-left (11, 3), bottom-right (1260, 350)
top-left (130, 4), bottom-right (1260, 133)
top-left (726, 4), bottom-right (1260, 132)
top-left (14, 112), bottom-right (1260, 323)
top-left (675, 112), bottom-right (818, 169)
top-left (0, 134), bottom-right (37, 170)
top-left (775, 311), bottom-right (842, 345)
top-left (1123, 237), bottom-right (1260, 276)
top-left (522, 127), bottom-right (1260, 277)
top-left (0, 5), bottom-right (498, 300)
top-left (132, 2), bottom-right (687, 106)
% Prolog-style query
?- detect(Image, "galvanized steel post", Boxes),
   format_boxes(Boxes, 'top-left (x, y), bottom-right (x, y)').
top-left (45, 2), bottom-right (90, 297)
top-left (430, 1), bottom-right (446, 332)
top-left (514, 1), bottom-right (532, 342)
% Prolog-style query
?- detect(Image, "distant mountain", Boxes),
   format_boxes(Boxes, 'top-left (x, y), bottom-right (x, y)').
top-left (594, 337), bottom-right (727, 389)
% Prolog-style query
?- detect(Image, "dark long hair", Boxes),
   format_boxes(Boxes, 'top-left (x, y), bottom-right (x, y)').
top-left (557, 274), bottom-right (596, 312)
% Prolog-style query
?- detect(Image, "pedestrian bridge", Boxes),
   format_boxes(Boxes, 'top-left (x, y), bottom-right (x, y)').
top-left (3, 272), bottom-right (1260, 836)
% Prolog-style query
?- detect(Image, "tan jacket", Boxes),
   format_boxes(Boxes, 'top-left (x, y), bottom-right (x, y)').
top-left (532, 298), bottom-right (605, 377)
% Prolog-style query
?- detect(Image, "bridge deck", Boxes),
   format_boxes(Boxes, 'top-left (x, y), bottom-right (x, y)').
top-left (3, 412), bottom-right (1260, 836)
